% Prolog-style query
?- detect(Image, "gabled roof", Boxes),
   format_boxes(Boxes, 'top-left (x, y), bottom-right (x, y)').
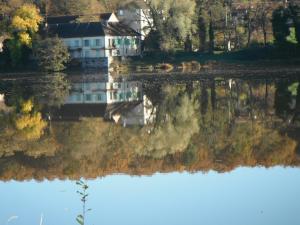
top-left (48, 21), bottom-right (141, 38)
top-left (46, 13), bottom-right (118, 25)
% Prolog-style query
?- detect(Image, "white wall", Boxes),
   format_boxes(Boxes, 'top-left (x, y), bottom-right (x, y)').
top-left (63, 37), bottom-right (106, 58)
top-left (63, 35), bottom-right (141, 59)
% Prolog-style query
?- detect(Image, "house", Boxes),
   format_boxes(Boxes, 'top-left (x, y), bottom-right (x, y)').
top-left (47, 13), bottom-right (142, 68)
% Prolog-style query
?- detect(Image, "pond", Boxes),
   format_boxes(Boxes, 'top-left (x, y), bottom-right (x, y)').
top-left (0, 70), bottom-right (300, 225)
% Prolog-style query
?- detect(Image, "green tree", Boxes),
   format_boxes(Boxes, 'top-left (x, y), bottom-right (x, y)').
top-left (146, 0), bottom-right (196, 51)
top-left (272, 6), bottom-right (290, 44)
top-left (33, 37), bottom-right (70, 72)
top-left (289, 1), bottom-right (300, 45)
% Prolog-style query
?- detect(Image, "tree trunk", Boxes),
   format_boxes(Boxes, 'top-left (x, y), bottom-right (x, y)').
top-left (198, 16), bottom-right (207, 52)
top-left (209, 20), bottom-right (214, 53)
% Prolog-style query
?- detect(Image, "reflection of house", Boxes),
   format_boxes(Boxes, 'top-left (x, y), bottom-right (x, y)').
top-left (111, 95), bottom-right (155, 126)
top-left (53, 77), bottom-right (155, 126)
top-left (47, 13), bottom-right (141, 68)
top-left (66, 80), bottom-right (142, 104)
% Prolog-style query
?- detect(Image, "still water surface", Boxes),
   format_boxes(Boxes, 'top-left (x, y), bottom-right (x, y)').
top-left (0, 71), bottom-right (300, 225)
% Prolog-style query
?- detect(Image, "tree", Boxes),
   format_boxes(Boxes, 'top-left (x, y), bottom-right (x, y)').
top-left (33, 37), bottom-right (70, 72)
top-left (10, 3), bottom-right (43, 46)
top-left (146, 0), bottom-right (196, 51)
top-left (272, 6), bottom-right (290, 44)
top-left (289, 1), bottom-right (300, 45)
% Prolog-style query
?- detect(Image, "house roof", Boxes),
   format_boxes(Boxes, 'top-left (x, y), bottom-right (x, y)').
top-left (48, 22), bottom-right (140, 38)
top-left (46, 13), bottom-right (117, 25)
top-left (51, 102), bottom-right (142, 121)
top-left (47, 15), bottom-right (79, 24)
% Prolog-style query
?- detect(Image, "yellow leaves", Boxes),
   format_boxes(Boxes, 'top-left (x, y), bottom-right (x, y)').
top-left (10, 4), bottom-right (43, 46)
top-left (12, 4), bottom-right (43, 32)
top-left (15, 100), bottom-right (47, 140)
top-left (21, 99), bottom-right (34, 113)
top-left (18, 32), bottom-right (31, 45)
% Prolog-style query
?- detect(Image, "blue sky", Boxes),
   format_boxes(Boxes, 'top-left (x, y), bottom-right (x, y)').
top-left (0, 167), bottom-right (300, 225)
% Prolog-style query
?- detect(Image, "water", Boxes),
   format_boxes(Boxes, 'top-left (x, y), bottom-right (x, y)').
top-left (0, 71), bottom-right (300, 225)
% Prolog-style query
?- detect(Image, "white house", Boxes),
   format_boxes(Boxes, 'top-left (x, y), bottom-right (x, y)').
top-left (48, 13), bottom-right (142, 68)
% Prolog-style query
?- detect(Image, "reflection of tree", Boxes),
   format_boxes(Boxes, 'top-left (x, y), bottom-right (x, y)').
top-left (33, 73), bottom-right (70, 107)
top-left (135, 85), bottom-right (199, 158)
top-left (0, 98), bottom-right (58, 157)
top-left (0, 79), bottom-right (299, 180)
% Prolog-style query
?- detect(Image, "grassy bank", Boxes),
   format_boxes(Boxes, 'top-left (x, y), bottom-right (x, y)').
top-left (125, 43), bottom-right (300, 70)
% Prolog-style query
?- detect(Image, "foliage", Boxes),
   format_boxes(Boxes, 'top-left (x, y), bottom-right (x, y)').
top-left (33, 37), bottom-right (70, 72)
top-left (76, 180), bottom-right (91, 225)
top-left (135, 85), bottom-right (199, 158)
top-left (272, 6), bottom-right (290, 44)
top-left (33, 73), bottom-right (71, 107)
top-left (10, 3), bottom-right (43, 46)
top-left (289, 2), bottom-right (300, 45)
top-left (147, 0), bottom-right (196, 51)
top-left (14, 99), bottom-right (47, 140)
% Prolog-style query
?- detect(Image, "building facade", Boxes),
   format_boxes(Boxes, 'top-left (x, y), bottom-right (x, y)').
top-left (48, 13), bottom-right (142, 68)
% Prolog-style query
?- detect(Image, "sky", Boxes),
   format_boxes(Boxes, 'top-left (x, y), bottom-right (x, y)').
top-left (0, 166), bottom-right (300, 225)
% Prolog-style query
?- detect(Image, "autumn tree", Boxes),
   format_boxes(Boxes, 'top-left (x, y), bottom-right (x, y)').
top-left (7, 3), bottom-right (43, 66)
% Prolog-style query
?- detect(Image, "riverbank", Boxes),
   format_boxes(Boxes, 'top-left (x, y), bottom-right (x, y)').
top-left (1, 44), bottom-right (300, 77)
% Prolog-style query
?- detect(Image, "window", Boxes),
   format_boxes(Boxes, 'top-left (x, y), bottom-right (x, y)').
top-left (84, 39), bottom-right (90, 47)
top-left (119, 10), bottom-right (124, 16)
top-left (85, 94), bottom-right (92, 101)
top-left (95, 39), bottom-right (101, 46)
top-left (109, 49), bottom-right (113, 56)
top-left (97, 94), bottom-right (102, 101)
top-left (108, 39), bottom-right (111, 47)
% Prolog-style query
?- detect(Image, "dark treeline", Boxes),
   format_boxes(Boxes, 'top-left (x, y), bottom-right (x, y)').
top-left (0, 77), bottom-right (299, 181)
